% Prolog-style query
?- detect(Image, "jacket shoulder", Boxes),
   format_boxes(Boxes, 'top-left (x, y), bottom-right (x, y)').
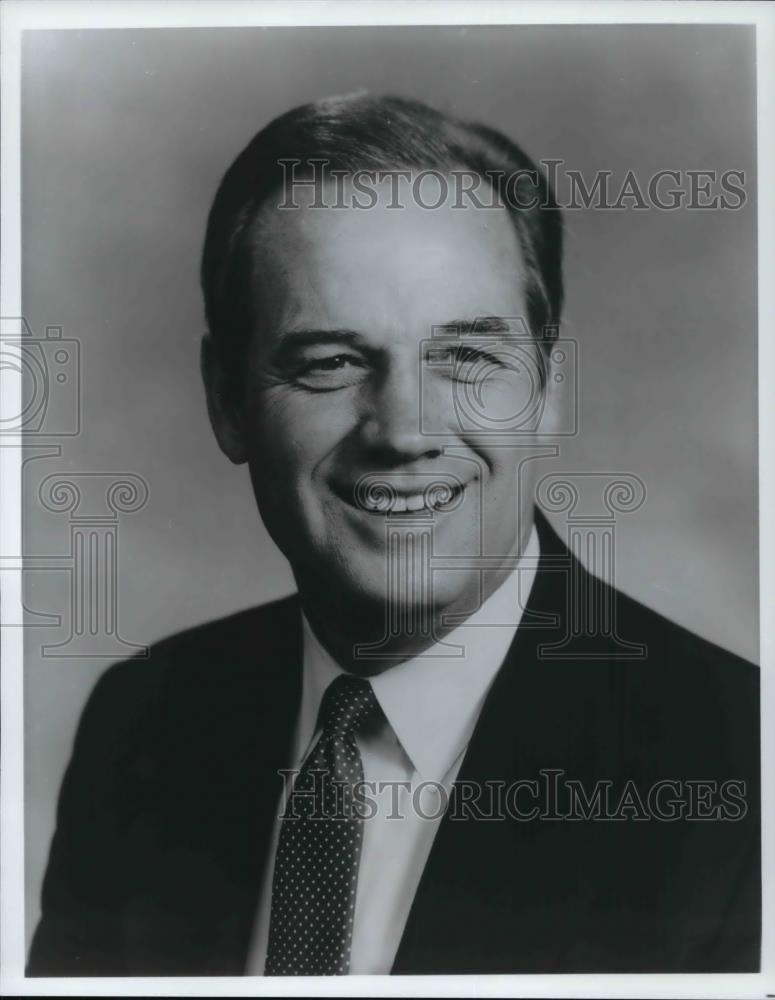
top-left (75, 594), bottom-right (302, 746)
top-left (610, 580), bottom-right (758, 675)
top-left (149, 592), bottom-right (301, 664)
top-left (535, 506), bottom-right (757, 677)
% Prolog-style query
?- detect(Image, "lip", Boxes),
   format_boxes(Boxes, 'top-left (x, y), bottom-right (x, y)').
top-left (331, 476), bottom-right (469, 516)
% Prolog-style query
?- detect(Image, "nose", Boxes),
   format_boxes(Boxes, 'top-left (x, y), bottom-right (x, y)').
top-left (359, 355), bottom-right (442, 464)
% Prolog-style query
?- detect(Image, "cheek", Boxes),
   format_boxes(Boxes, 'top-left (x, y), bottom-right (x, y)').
top-left (427, 370), bottom-right (541, 437)
top-left (473, 371), bottom-right (543, 431)
top-left (478, 445), bottom-right (535, 508)
top-left (246, 388), bottom-right (356, 477)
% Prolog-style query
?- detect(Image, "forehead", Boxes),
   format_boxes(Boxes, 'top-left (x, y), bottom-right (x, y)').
top-left (250, 177), bottom-right (528, 338)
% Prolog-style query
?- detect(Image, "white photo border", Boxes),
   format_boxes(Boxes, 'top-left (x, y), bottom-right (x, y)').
top-left (1, 2), bottom-right (773, 997)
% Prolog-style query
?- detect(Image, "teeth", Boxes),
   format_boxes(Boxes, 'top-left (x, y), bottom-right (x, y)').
top-left (359, 486), bottom-right (462, 514)
top-left (406, 494), bottom-right (427, 512)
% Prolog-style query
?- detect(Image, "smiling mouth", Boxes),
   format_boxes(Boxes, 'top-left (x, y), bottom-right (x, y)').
top-left (335, 479), bottom-right (468, 515)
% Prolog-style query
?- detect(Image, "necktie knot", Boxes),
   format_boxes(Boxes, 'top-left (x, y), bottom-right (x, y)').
top-left (317, 674), bottom-right (379, 740)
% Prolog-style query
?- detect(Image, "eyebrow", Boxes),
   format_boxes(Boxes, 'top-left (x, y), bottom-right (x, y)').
top-left (435, 316), bottom-right (516, 336)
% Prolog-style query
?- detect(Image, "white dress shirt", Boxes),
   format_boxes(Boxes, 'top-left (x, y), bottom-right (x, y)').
top-left (246, 524), bottom-right (539, 975)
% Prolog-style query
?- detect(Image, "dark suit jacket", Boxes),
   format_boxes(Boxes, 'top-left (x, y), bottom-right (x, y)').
top-left (27, 509), bottom-right (760, 975)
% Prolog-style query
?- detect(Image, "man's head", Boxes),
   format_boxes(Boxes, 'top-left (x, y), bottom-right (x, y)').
top-left (201, 93), bottom-right (563, 625)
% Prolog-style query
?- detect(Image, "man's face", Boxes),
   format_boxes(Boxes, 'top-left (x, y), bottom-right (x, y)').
top-left (229, 179), bottom-right (551, 613)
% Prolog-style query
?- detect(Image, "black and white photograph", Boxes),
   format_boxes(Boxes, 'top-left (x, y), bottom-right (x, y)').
top-left (1, 1), bottom-right (772, 996)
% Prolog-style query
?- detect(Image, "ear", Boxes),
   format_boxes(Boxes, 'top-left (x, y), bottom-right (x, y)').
top-left (200, 333), bottom-right (248, 464)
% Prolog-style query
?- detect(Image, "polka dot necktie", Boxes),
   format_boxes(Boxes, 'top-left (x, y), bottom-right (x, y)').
top-left (264, 674), bottom-right (382, 976)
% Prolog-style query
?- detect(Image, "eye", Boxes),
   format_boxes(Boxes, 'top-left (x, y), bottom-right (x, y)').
top-left (306, 355), bottom-right (355, 371)
top-left (292, 353), bottom-right (369, 390)
top-left (454, 345), bottom-right (486, 369)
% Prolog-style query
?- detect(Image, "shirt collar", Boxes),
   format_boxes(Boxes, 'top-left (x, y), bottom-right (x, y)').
top-left (296, 523), bottom-right (539, 783)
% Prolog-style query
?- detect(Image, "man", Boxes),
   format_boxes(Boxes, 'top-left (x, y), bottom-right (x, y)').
top-left (27, 94), bottom-right (759, 976)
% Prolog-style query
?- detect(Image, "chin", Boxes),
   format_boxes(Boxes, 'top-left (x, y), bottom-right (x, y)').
top-left (290, 526), bottom-right (488, 614)
top-left (348, 565), bottom-right (476, 616)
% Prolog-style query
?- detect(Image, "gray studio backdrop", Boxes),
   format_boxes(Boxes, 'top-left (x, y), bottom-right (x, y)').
top-left (22, 25), bottom-right (757, 947)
